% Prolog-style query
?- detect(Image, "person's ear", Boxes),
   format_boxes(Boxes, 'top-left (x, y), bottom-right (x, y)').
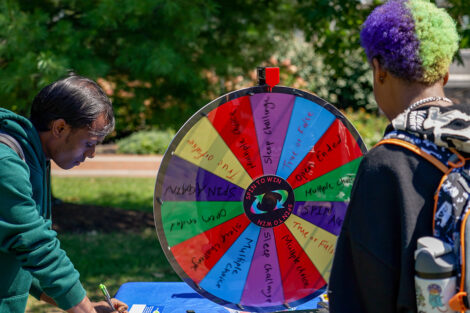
top-left (372, 58), bottom-right (387, 84)
top-left (50, 119), bottom-right (69, 138)
top-left (443, 72), bottom-right (449, 86)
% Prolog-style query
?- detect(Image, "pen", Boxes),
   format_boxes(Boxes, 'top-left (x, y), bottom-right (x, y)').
top-left (99, 284), bottom-right (115, 311)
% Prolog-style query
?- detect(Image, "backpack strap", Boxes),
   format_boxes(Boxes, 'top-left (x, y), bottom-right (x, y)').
top-left (375, 138), bottom-right (449, 173)
top-left (450, 209), bottom-right (470, 312)
top-left (0, 131), bottom-right (25, 161)
top-left (375, 135), bottom-right (455, 236)
top-left (378, 133), bottom-right (470, 312)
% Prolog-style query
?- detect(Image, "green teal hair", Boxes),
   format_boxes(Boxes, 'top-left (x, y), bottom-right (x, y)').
top-left (406, 0), bottom-right (459, 83)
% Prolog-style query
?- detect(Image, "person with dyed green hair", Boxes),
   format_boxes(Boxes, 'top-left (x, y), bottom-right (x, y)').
top-left (328, 1), bottom-right (462, 312)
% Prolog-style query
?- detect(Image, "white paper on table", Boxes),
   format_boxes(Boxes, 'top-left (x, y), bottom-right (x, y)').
top-left (128, 304), bottom-right (163, 313)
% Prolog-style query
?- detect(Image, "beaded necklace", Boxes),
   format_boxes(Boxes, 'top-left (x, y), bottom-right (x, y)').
top-left (405, 96), bottom-right (452, 113)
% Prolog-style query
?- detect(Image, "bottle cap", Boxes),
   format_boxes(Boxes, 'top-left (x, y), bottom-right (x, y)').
top-left (415, 236), bottom-right (456, 277)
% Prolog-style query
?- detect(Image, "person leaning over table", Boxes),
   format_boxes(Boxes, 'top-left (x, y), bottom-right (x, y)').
top-left (328, 0), bottom-right (461, 312)
top-left (0, 75), bottom-right (128, 313)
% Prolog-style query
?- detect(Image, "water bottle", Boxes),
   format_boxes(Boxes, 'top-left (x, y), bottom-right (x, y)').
top-left (415, 236), bottom-right (457, 313)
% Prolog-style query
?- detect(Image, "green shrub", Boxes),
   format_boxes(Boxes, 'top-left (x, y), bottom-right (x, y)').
top-left (116, 129), bottom-right (175, 155)
top-left (343, 107), bottom-right (389, 149)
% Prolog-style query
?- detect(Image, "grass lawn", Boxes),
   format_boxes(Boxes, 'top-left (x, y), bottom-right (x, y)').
top-left (51, 177), bottom-right (156, 212)
top-left (27, 177), bottom-right (177, 313)
top-left (26, 229), bottom-right (180, 312)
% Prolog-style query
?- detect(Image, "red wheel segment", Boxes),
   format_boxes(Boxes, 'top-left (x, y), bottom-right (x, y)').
top-left (154, 87), bottom-right (367, 311)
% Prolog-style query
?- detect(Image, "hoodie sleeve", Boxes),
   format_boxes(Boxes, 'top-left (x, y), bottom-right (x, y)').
top-left (0, 151), bottom-right (86, 310)
top-left (29, 277), bottom-right (43, 300)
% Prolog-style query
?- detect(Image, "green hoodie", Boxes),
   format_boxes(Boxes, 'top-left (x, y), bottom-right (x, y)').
top-left (0, 108), bottom-right (86, 312)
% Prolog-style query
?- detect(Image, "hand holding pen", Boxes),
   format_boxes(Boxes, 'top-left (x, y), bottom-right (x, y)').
top-left (96, 284), bottom-right (128, 313)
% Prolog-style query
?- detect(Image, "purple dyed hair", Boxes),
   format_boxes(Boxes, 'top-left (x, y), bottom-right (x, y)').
top-left (360, 0), bottom-right (423, 82)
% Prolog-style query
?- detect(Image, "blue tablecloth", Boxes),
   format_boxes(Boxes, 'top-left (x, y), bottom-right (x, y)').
top-left (115, 282), bottom-right (324, 313)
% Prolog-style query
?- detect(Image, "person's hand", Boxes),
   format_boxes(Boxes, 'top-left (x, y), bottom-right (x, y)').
top-left (93, 298), bottom-right (128, 313)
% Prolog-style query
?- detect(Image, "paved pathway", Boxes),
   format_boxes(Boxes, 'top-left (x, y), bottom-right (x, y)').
top-left (51, 154), bottom-right (163, 177)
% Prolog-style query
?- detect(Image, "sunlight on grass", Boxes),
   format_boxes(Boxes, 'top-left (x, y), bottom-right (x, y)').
top-left (26, 229), bottom-right (179, 313)
top-left (51, 177), bottom-right (155, 212)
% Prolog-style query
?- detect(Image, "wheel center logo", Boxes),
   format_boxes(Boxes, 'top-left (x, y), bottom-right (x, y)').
top-left (243, 175), bottom-right (294, 228)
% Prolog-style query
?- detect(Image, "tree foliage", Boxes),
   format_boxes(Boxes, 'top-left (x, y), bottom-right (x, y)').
top-left (0, 0), bottom-right (468, 138)
top-left (0, 0), bottom-right (291, 137)
top-left (445, 0), bottom-right (470, 53)
top-left (296, 0), bottom-right (469, 110)
top-left (294, 0), bottom-right (381, 110)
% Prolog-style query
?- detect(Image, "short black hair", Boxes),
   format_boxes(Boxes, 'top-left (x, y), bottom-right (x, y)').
top-left (30, 75), bottom-right (115, 136)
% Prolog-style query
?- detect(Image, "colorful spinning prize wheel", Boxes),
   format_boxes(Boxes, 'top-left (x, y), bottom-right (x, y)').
top-left (154, 71), bottom-right (367, 312)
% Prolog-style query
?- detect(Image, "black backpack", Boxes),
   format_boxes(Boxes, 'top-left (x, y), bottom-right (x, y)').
top-left (377, 130), bottom-right (470, 312)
